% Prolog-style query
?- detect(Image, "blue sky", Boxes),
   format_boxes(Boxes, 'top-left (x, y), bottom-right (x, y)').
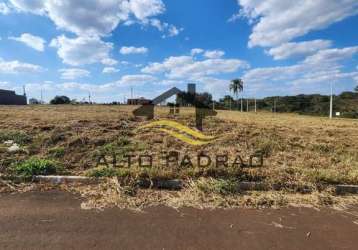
top-left (0, 0), bottom-right (357, 103)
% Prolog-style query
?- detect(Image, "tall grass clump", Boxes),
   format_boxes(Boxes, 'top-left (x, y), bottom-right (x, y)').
top-left (0, 130), bottom-right (32, 145)
top-left (14, 158), bottom-right (61, 176)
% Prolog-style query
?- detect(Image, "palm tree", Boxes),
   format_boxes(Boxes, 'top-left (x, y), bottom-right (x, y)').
top-left (230, 78), bottom-right (244, 111)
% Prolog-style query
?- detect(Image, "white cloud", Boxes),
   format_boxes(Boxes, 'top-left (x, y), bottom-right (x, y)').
top-left (101, 58), bottom-right (118, 66)
top-left (166, 25), bottom-right (183, 37)
top-left (204, 50), bottom-right (225, 59)
top-left (59, 68), bottom-right (90, 80)
top-left (242, 46), bottom-right (358, 95)
top-left (117, 74), bottom-right (157, 85)
top-left (119, 46), bottom-right (148, 55)
top-left (9, 0), bottom-right (181, 68)
top-left (148, 18), bottom-right (183, 38)
top-left (122, 0), bottom-right (165, 21)
top-left (9, 0), bottom-right (45, 14)
top-left (190, 48), bottom-right (204, 56)
top-left (0, 81), bottom-right (10, 88)
top-left (190, 49), bottom-right (226, 58)
top-left (0, 2), bottom-right (11, 14)
top-left (9, 0), bottom-right (176, 37)
top-left (24, 81), bottom-right (120, 102)
top-left (22, 77), bottom-right (162, 102)
top-left (10, 0), bottom-right (126, 36)
top-left (0, 57), bottom-right (43, 74)
top-left (50, 35), bottom-right (115, 66)
top-left (234, 0), bottom-right (358, 47)
top-left (60, 82), bottom-right (118, 93)
top-left (9, 33), bottom-right (46, 51)
top-left (227, 13), bottom-right (240, 23)
top-left (142, 54), bottom-right (249, 79)
top-left (303, 46), bottom-right (358, 65)
top-left (267, 40), bottom-right (332, 60)
top-left (103, 67), bottom-right (120, 74)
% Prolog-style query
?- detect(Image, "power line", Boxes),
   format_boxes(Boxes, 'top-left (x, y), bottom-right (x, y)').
top-left (329, 82), bottom-right (334, 119)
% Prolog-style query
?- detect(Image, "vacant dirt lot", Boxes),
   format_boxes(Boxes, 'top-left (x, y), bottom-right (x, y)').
top-left (0, 105), bottom-right (358, 209)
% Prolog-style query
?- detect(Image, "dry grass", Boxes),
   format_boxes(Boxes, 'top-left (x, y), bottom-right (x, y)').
top-left (74, 178), bottom-right (358, 211)
top-left (1, 104), bottom-right (358, 208)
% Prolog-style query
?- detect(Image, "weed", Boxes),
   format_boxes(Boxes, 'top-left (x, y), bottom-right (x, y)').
top-left (117, 137), bottom-right (131, 147)
top-left (13, 158), bottom-right (62, 176)
top-left (195, 178), bottom-right (240, 195)
top-left (48, 147), bottom-right (65, 158)
top-left (252, 135), bottom-right (282, 156)
top-left (0, 130), bottom-right (32, 145)
top-left (310, 143), bottom-right (334, 154)
top-left (86, 166), bottom-right (118, 177)
top-left (302, 168), bottom-right (358, 185)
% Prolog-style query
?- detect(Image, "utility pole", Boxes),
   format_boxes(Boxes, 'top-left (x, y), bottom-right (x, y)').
top-left (131, 86), bottom-right (134, 99)
top-left (254, 98), bottom-right (257, 113)
top-left (329, 82), bottom-right (333, 119)
top-left (246, 98), bottom-right (249, 112)
top-left (40, 89), bottom-right (43, 104)
top-left (88, 92), bottom-right (91, 104)
top-left (240, 97), bottom-right (243, 112)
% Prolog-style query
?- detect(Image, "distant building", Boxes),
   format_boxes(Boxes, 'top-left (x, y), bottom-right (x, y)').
top-left (0, 89), bottom-right (27, 105)
top-left (187, 83), bottom-right (196, 95)
top-left (127, 97), bottom-right (152, 105)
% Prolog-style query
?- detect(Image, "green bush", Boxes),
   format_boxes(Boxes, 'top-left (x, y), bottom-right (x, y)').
top-left (86, 167), bottom-right (118, 177)
top-left (48, 147), bottom-right (65, 158)
top-left (14, 158), bottom-right (61, 176)
top-left (50, 95), bottom-right (71, 105)
top-left (196, 178), bottom-right (240, 195)
top-left (0, 130), bottom-right (32, 145)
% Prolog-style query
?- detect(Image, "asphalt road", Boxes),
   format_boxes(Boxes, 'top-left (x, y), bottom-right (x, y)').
top-left (0, 191), bottom-right (358, 250)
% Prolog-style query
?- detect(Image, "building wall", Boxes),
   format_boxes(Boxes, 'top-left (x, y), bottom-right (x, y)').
top-left (0, 89), bottom-right (27, 105)
top-left (127, 98), bottom-right (151, 105)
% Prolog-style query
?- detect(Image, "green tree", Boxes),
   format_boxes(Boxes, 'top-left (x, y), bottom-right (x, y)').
top-left (220, 95), bottom-right (234, 109)
top-left (229, 78), bottom-right (244, 111)
top-left (29, 98), bottom-right (41, 105)
top-left (50, 96), bottom-right (71, 105)
top-left (354, 85), bottom-right (358, 92)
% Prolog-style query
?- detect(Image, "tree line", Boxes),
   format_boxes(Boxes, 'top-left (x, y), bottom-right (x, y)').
top-left (29, 83), bottom-right (358, 118)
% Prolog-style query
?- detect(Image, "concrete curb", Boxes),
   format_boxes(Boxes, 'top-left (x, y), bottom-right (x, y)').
top-left (335, 185), bottom-right (358, 195)
top-left (136, 179), bottom-right (183, 190)
top-left (2, 175), bottom-right (358, 195)
top-left (33, 175), bottom-right (104, 185)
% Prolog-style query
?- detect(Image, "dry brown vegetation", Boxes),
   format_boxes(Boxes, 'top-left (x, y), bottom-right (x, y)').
top-left (0, 105), bottom-right (358, 209)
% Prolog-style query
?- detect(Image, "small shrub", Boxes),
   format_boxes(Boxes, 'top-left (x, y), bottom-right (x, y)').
top-left (302, 168), bottom-right (358, 185)
top-left (253, 135), bottom-right (283, 156)
top-left (0, 130), bottom-right (32, 145)
top-left (310, 143), bottom-right (334, 153)
top-left (48, 131), bottom-right (66, 145)
top-left (86, 166), bottom-right (118, 177)
top-left (117, 137), bottom-right (131, 147)
top-left (196, 178), bottom-right (240, 195)
top-left (14, 158), bottom-right (61, 176)
top-left (49, 147), bottom-right (65, 158)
